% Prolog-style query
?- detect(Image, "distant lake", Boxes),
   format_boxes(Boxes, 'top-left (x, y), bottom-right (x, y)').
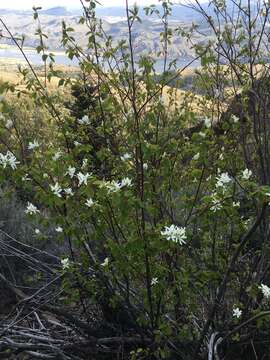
top-left (0, 47), bottom-right (76, 67)
top-left (0, 47), bottom-right (199, 73)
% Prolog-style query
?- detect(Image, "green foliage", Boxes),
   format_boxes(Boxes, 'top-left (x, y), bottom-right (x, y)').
top-left (1, 0), bottom-right (270, 358)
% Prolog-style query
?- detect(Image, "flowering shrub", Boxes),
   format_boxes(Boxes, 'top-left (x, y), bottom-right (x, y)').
top-left (1, 0), bottom-right (270, 359)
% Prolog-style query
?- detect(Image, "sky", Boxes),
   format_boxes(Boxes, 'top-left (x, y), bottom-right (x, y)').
top-left (4, 0), bottom-right (160, 10)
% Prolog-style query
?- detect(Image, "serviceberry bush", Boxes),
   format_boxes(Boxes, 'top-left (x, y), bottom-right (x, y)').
top-left (0, 0), bottom-right (270, 358)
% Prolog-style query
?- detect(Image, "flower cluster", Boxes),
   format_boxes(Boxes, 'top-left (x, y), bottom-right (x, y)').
top-left (52, 151), bottom-right (62, 161)
top-left (66, 166), bottom-right (76, 178)
top-left (242, 168), bottom-right (252, 180)
top-left (25, 202), bottom-right (40, 215)
top-left (259, 283), bottom-right (270, 299)
top-left (120, 153), bottom-right (131, 161)
top-left (210, 195), bottom-right (222, 212)
top-left (50, 182), bottom-right (62, 197)
top-left (65, 188), bottom-right (73, 196)
top-left (0, 151), bottom-right (19, 170)
top-left (61, 258), bottom-right (70, 270)
top-left (216, 172), bottom-right (231, 188)
top-left (106, 177), bottom-right (132, 193)
top-left (28, 140), bottom-right (39, 150)
top-left (161, 225), bottom-right (187, 245)
top-left (77, 172), bottom-right (91, 186)
top-left (78, 115), bottom-right (90, 125)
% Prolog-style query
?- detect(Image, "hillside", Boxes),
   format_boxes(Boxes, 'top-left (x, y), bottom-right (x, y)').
top-left (0, 6), bottom-right (210, 61)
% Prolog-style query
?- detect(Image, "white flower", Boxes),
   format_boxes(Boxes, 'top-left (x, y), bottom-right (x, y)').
top-left (219, 153), bottom-right (224, 160)
top-left (107, 180), bottom-right (122, 193)
top-left (77, 172), bottom-right (91, 186)
top-left (151, 277), bottom-right (158, 286)
top-left (78, 115), bottom-right (90, 125)
top-left (56, 226), bottom-right (63, 233)
top-left (34, 228), bottom-right (41, 234)
top-left (121, 153), bottom-right (132, 161)
top-left (242, 168), bottom-right (252, 180)
top-left (52, 151), bottom-right (62, 161)
top-left (22, 173), bottom-right (31, 182)
top-left (74, 141), bottom-right (81, 147)
top-left (0, 151), bottom-right (19, 170)
top-left (66, 166), bottom-right (76, 178)
top-left (204, 117), bottom-right (211, 128)
top-left (193, 152), bottom-right (200, 161)
top-left (61, 258), bottom-right (70, 270)
top-left (214, 88), bottom-right (220, 98)
top-left (233, 201), bottom-right (240, 208)
top-left (85, 198), bottom-right (95, 208)
top-left (143, 163), bottom-right (148, 170)
top-left (64, 188), bottom-right (74, 196)
top-left (6, 152), bottom-right (19, 170)
top-left (121, 177), bottom-right (132, 188)
top-left (243, 218), bottom-right (251, 229)
top-left (43, 173), bottom-right (49, 178)
top-left (101, 257), bottom-right (109, 267)
top-left (231, 114), bottom-right (239, 123)
top-left (106, 177), bottom-right (132, 194)
top-left (50, 182), bottom-right (62, 198)
top-left (232, 307), bottom-right (242, 319)
top-left (82, 159), bottom-right (88, 169)
top-left (216, 172), bottom-right (231, 188)
top-left (5, 119), bottom-right (13, 129)
top-left (259, 283), bottom-right (270, 299)
top-left (198, 131), bottom-right (206, 138)
top-left (161, 225), bottom-right (187, 245)
top-left (210, 196), bottom-right (222, 212)
top-left (25, 202), bottom-right (40, 215)
top-left (28, 140), bottom-right (39, 150)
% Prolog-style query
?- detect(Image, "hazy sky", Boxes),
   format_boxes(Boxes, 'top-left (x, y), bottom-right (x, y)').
top-left (5, 0), bottom-right (160, 10)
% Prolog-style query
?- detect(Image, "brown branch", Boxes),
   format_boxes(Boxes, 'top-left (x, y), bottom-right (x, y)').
top-left (194, 203), bottom-right (267, 357)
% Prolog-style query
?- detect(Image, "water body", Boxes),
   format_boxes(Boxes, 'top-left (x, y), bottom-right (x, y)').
top-left (0, 47), bottom-right (199, 72)
top-left (0, 47), bottom-right (75, 67)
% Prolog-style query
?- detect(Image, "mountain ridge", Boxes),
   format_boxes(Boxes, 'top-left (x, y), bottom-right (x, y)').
top-left (0, 4), bottom-right (205, 21)
top-left (0, 5), bottom-right (210, 61)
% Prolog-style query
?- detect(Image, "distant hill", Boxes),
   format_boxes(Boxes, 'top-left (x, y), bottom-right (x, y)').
top-left (0, 5), bottom-right (210, 62)
top-left (0, 4), bottom-right (205, 21)
top-left (94, 5), bottom-right (204, 22)
top-left (40, 7), bottom-right (71, 16)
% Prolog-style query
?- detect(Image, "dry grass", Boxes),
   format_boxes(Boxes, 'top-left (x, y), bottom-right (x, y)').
top-left (0, 60), bottom-right (207, 115)
top-left (0, 61), bottom-right (79, 93)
